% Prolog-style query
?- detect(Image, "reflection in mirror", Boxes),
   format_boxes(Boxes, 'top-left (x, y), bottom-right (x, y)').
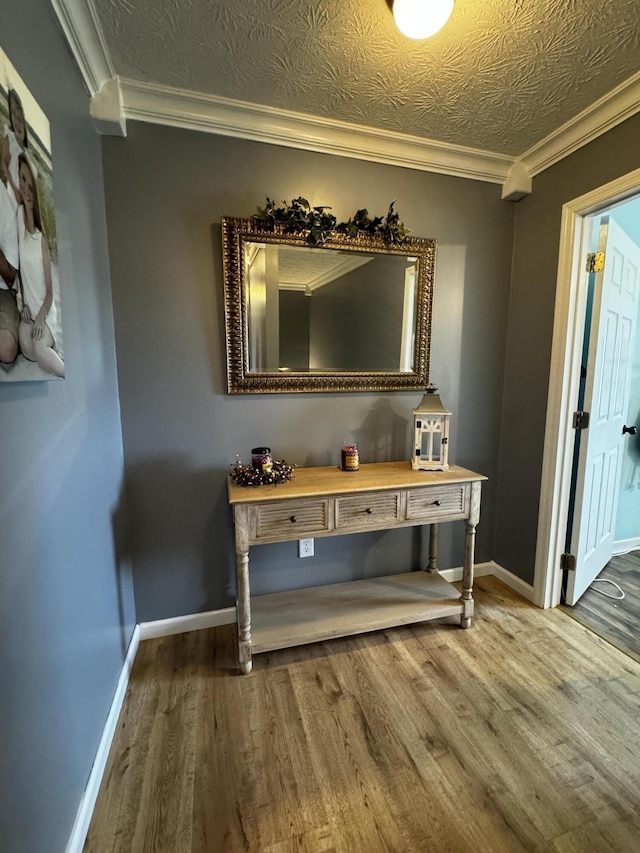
top-left (246, 243), bottom-right (418, 374)
top-left (222, 217), bottom-right (435, 393)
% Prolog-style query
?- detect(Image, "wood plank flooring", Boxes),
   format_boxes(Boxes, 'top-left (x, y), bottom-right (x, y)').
top-left (563, 551), bottom-right (640, 663)
top-left (85, 577), bottom-right (640, 852)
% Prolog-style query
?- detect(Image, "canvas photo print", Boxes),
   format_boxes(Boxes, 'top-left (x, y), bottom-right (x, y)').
top-left (0, 45), bottom-right (63, 382)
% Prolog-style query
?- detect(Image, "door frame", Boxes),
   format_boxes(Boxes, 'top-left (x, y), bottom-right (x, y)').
top-left (533, 166), bottom-right (640, 609)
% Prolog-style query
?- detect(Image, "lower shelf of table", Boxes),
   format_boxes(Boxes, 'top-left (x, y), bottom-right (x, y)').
top-left (250, 570), bottom-right (463, 654)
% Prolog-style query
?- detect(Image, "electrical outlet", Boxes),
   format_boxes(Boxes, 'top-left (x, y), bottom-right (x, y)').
top-left (298, 538), bottom-right (314, 558)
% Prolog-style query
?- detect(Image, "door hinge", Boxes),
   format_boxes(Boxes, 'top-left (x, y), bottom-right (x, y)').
top-left (586, 252), bottom-right (605, 273)
top-left (572, 410), bottom-right (590, 430)
top-left (560, 553), bottom-right (576, 572)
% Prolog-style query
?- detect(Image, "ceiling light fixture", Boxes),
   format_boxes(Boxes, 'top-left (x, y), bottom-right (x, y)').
top-left (392, 0), bottom-right (454, 40)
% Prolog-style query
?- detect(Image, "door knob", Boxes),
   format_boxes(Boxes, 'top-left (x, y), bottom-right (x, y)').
top-left (622, 425), bottom-right (638, 435)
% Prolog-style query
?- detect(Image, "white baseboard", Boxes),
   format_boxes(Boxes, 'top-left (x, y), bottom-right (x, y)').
top-left (438, 560), bottom-right (494, 583)
top-left (439, 560), bottom-right (536, 602)
top-left (66, 624), bottom-right (140, 853)
top-left (139, 606), bottom-right (236, 640)
top-left (612, 538), bottom-right (640, 557)
top-left (139, 564), bottom-right (536, 643)
top-left (489, 562), bottom-right (536, 602)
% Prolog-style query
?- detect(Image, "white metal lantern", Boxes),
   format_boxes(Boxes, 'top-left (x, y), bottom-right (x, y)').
top-left (412, 385), bottom-right (451, 471)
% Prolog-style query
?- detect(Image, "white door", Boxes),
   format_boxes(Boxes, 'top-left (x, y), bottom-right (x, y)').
top-left (566, 216), bottom-right (640, 605)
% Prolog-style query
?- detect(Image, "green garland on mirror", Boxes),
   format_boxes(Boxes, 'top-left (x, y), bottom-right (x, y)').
top-left (256, 197), bottom-right (410, 246)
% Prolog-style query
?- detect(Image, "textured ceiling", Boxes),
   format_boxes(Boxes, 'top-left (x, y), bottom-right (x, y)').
top-left (92, 0), bottom-right (640, 156)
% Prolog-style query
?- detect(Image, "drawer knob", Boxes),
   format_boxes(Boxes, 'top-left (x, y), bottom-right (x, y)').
top-left (433, 500), bottom-right (441, 507)
top-left (365, 507), bottom-right (373, 514)
top-left (289, 515), bottom-right (297, 523)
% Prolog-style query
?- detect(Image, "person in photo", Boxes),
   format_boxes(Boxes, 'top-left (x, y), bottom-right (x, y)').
top-left (16, 152), bottom-right (64, 377)
top-left (2, 88), bottom-right (29, 213)
top-left (0, 157), bottom-right (19, 365)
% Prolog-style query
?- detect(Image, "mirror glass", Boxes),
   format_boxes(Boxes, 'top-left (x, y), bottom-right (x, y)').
top-left (246, 243), bottom-right (418, 374)
top-left (222, 218), bottom-right (435, 393)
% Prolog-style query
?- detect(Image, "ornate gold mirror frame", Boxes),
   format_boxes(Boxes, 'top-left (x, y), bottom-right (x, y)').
top-left (222, 216), bottom-right (435, 393)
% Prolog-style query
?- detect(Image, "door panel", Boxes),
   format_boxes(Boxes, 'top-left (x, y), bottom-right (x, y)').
top-left (566, 217), bottom-right (639, 604)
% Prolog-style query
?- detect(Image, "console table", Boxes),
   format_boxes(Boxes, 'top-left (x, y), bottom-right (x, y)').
top-left (228, 461), bottom-right (485, 674)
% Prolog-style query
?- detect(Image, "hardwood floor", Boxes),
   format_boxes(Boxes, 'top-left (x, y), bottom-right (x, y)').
top-left (85, 577), bottom-right (640, 852)
top-left (563, 551), bottom-right (640, 664)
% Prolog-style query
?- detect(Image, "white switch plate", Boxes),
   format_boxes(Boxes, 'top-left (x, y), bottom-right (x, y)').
top-left (298, 538), bottom-right (314, 557)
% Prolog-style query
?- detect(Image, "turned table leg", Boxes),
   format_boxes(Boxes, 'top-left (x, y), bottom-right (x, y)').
top-left (427, 523), bottom-right (439, 571)
top-left (461, 521), bottom-right (476, 628)
top-left (461, 481), bottom-right (481, 629)
top-left (236, 549), bottom-right (252, 673)
top-left (233, 505), bottom-right (253, 674)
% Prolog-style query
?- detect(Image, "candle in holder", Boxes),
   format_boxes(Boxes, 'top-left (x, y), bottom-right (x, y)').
top-left (341, 441), bottom-right (359, 471)
top-left (251, 447), bottom-right (273, 473)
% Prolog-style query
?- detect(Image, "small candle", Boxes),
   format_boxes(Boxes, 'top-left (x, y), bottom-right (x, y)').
top-left (341, 441), bottom-right (359, 471)
top-left (251, 447), bottom-right (273, 473)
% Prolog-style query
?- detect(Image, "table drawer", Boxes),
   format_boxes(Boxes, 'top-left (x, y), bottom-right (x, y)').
top-left (406, 484), bottom-right (467, 521)
top-left (336, 491), bottom-right (401, 531)
top-left (253, 498), bottom-right (330, 541)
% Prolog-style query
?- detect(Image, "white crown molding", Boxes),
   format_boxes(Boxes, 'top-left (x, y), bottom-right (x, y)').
top-left (90, 77), bottom-right (126, 136)
top-left (521, 70), bottom-right (640, 178)
top-left (501, 159), bottom-right (533, 202)
top-left (50, 0), bottom-right (113, 95)
top-left (52, 1), bottom-right (640, 189)
top-left (118, 78), bottom-right (514, 185)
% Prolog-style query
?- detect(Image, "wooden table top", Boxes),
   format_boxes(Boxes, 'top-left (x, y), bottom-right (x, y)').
top-left (228, 461), bottom-right (486, 505)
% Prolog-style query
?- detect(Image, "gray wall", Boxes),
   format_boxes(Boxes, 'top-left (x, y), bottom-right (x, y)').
top-left (0, 3), bottom-right (136, 852)
top-left (311, 255), bottom-right (406, 370)
top-left (102, 123), bottom-right (514, 621)
top-left (495, 113), bottom-right (640, 583)
top-left (279, 290), bottom-right (310, 369)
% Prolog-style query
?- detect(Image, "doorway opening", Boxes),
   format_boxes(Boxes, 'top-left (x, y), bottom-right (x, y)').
top-left (562, 208), bottom-right (640, 602)
top-left (559, 197), bottom-right (640, 660)
top-left (534, 167), bottom-right (640, 649)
